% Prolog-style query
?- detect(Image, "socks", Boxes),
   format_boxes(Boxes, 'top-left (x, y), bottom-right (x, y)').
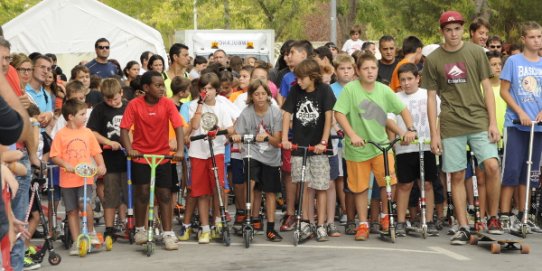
top-left (201, 225), bottom-right (211, 232)
top-left (266, 222), bottom-right (275, 232)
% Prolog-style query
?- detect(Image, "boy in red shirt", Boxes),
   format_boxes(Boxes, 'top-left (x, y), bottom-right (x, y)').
top-left (120, 71), bottom-right (184, 251)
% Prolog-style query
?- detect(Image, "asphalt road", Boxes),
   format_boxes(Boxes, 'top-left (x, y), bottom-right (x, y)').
top-left (35, 215), bottom-right (541, 271)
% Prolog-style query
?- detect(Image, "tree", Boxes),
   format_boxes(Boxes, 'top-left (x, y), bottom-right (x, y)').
top-left (0, 0), bottom-right (40, 25)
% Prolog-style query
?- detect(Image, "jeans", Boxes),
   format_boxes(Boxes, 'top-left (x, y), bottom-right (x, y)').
top-left (10, 151), bottom-right (30, 271)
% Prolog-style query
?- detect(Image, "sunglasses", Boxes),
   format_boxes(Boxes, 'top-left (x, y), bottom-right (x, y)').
top-left (489, 45), bottom-right (501, 49)
top-left (97, 46), bottom-right (110, 50)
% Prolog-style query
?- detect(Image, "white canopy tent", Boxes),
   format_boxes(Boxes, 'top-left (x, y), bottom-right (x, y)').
top-left (2, 0), bottom-right (167, 75)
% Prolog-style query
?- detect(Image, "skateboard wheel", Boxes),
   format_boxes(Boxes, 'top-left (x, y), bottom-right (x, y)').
top-left (521, 244), bottom-right (530, 254)
top-left (469, 235), bottom-right (478, 245)
top-left (79, 239), bottom-right (88, 257)
top-left (490, 243), bottom-right (501, 254)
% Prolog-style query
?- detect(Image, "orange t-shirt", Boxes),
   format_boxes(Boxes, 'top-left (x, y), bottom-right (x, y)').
top-left (389, 58), bottom-right (412, 92)
top-left (229, 87), bottom-right (247, 103)
top-left (49, 126), bottom-right (102, 188)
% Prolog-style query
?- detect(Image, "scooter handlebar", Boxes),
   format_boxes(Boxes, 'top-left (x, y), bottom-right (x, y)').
top-left (190, 129), bottom-right (228, 141)
top-left (512, 119), bottom-right (542, 125)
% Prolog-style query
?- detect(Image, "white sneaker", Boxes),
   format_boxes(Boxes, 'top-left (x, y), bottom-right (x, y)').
top-left (89, 233), bottom-right (101, 245)
top-left (163, 234), bottom-right (179, 250)
top-left (69, 245), bottom-right (79, 256)
top-left (509, 215), bottom-right (521, 233)
top-left (447, 223), bottom-right (459, 235)
top-left (500, 215), bottom-right (510, 232)
top-left (135, 230), bottom-right (147, 245)
top-left (339, 214), bottom-right (347, 225)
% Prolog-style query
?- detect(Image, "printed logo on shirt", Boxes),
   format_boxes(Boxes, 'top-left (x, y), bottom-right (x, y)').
top-left (66, 138), bottom-right (88, 161)
top-left (107, 115), bottom-right (123, 138)
top-left (444, 62), bottom-right (467, 84)
top-left (296, 98), bottom-right (320, 126)
top-left (359, 99), bottom-right (387, 126)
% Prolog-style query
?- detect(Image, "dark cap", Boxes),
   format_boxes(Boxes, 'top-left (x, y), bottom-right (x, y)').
top-left (439, 11), bottom-right (464, 28)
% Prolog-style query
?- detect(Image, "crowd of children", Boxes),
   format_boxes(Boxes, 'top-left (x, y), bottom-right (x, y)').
top-left (2, 10), bottom-right (542, 270)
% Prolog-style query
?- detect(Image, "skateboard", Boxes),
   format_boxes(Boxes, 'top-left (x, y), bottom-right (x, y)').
top-left (469, 232), bottom-right (530, 254)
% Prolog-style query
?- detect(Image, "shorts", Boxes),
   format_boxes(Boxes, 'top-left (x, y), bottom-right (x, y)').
top-left (370, 176), bottom-right (380, 200)
top-left (329, 155), bottom-right (340, 180)
top-left (61, 185), bottom-right (93, 213)
top-left (131, 162), bottom-right (173, 188)
top-left (281, 149), bottom-right (292, 173)
top-left (502, 127), bottom-right (542, 186)
top-left (345, 153), bottom-right (397, 193)
top-left (396, 152), bottom-right (438, 184)
top-left (190, 154), bottom-right (225, 197)
top-left (337, 149), bottom-right (344, 177)
top-left (170, 163), bottom-right (180, 192)
top-left (441, 131), bottom-right (499, 173)
top-left (291, 155), bottom-right (330, 190)
top-left (342, 158), bottom-right (351, 193)
top-left (244, 159), bottom-right (281, 193)
top-left (231, 158), bottom-right (244, 185)
top-left (103, 172), bottom-right (128, 209)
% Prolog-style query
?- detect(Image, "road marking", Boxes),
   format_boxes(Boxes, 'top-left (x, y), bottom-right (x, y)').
top-left (429, 246), bottom-right (470, 261)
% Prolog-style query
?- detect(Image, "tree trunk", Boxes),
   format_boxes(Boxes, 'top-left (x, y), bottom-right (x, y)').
top-left (224, 0), bottom-right (230, 29)
top-left (474, 0), bottom-right (490, 21)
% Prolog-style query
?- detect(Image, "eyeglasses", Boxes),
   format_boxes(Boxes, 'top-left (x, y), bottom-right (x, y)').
top-left (490, 45), bottom-right (502, 49)
top-left (34, 65), bottom-right (52, 72)
top-left (97, 46), bottom-right (110, 50)
top-left (17, 68), bottom-right (33, 73)
top-left (1, 56), bottom-right (12, 62)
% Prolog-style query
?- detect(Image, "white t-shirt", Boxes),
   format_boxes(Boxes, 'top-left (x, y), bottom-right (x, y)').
top-left (50, 108), bottom-right (93, 139)
top-left (342, 39), bottom-right (364, 55)
top-left (387, 88), bottom-right (440, 155)
top-left (188, 97), bottom-right (238, 159)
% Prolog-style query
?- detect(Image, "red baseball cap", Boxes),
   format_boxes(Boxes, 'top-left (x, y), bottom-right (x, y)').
top-left (439, 11), bottom-right (464, 28)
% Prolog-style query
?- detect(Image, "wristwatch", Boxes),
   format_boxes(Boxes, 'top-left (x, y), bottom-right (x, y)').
top-left (320, 140), bottom-right (327, 145)
top-left (407, 127), bottom-right (417, 133)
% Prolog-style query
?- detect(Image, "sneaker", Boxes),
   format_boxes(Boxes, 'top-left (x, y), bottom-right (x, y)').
top-left (487, 216), bottom-right (504, 235)
top-left (509, 215), bottom-right (522, 233)
top-left (527, 219), bottom-right (542, 233)
top-left (252, 219), bottom-right (264, 235)
top-left (339, 214), bottom-right (347, 225)
top-left (500, 215), bottom-right (510, 232)
top-left (427, 222), bottom-right (439, 236)
top-left (327, 223), bottom-right (341, 237)
top-left (234, 210), bottom-right (247, 226)
top-left (448, 223), bottom-right (459, 235)
top-left (178, 225), bottom-right (193, 241)
top-left (435, 218), bottom-right (444, 231)
top-left (134, 229), bottom-right (147, 245)
top-left (280, 215), bottom-right (296, 232)
top-left (299, 222), bottom-right (314, 242)
top-left (450, 227), bottom-right (470, 245)
top-left (355, 224), bottom-right (369, 241)
top-left (211, 223), bottom-right (221, 240)
top-left (89, 233), bottom-right (101, 245)
top-left (380, 215), bottom-right (390, 232)
top-left (396, 222), bottom-right (406, 237)
top-left (198, 231), bottom-right (210, 244)
top-left (69, 245), bottom-right (79, 256)
top-left (25, 245), bottom-right (37, 258)
top-left (345, 222), bottom-right (357, 235)
top-left (163, 234), bottom-right (179, 250)
top-left (266, 230), bottom-right (283, 242)
top-left (370, 222), bottom-right (380, 234)
top-left (23, 257), bottom-right (41, 270)
top-left (316, 226), bottom-right (329, 242)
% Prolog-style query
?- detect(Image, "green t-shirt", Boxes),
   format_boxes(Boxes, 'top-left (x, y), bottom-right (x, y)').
top-left (421, 42), bottom-right (491, 138)
top-left (333, 80), bottom-right (405, 162)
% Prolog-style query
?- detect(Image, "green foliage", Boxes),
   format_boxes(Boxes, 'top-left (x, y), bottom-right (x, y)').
top-left (0, 0), bottom-right (40, 25)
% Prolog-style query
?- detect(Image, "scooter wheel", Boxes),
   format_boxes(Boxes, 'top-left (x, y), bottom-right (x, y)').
top-left (48, 252), bottom-right (62, 265)
top-left (129, 230), bottom-right (135, 245)
top-left (223, 228), bottom-right (231, 247)
top-left (421, 226), bottom-right (427, 240)
top-left (243, 229), bottom-right (252, 248)
top-left (79, 240), bottom-right (88, 257)
top-left (521, 225), bottom-right (528, 239)
top-left (390, 228), bottom-right (396, 244)
top-left (63, 225), bottom-right (71, 250)
top-left (105, 236), bottom-right (113, 251)
top-left (146, 242), bottom-right (154, 257)
top-left (293, 230), bottom-right (300, 247)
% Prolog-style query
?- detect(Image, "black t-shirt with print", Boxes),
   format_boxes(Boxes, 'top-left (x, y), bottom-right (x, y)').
top-left (87, 101), bottom-right (127, 172)
top-left (282, 82), bottom-right (336, 156)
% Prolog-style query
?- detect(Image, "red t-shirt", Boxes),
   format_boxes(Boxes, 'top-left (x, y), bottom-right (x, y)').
top-left (6, 65), bottom-right (23, 96)
top-left (120, 96), bottom-right (184, 164)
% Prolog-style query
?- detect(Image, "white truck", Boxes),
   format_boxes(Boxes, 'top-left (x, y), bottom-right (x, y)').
top-left (174, 29), bottom-right (275, 64)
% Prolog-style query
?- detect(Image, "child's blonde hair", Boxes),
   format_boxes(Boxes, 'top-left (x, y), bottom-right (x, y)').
top-left (100, 78), bottom-right (122, 99)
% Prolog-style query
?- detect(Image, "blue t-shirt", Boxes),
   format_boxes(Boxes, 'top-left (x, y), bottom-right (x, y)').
top-left (26, 84), bottom-right (53, 114)
top-left (279, 72), bottom-right (296, 98)
top-left (330, 82), bottom-right (345, 99)
top-left (500, 54), bottom-right (542, 132)
top-left (86, 59), bottom-right (118, 78)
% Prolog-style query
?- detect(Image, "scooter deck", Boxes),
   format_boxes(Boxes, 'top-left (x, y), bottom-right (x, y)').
top-left (470, 232), bottom-right (530, 254)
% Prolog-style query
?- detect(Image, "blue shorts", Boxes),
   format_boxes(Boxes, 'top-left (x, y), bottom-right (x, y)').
top-left (329, 155), bottom-right (339, 180)
top-left (231, 158), bottom-right (244, 185)
top-left (502, 127), bottom-right (542, 186)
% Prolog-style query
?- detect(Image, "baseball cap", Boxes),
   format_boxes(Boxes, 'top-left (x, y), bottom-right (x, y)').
top-left (439, 11), bottom-right (464, 28)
